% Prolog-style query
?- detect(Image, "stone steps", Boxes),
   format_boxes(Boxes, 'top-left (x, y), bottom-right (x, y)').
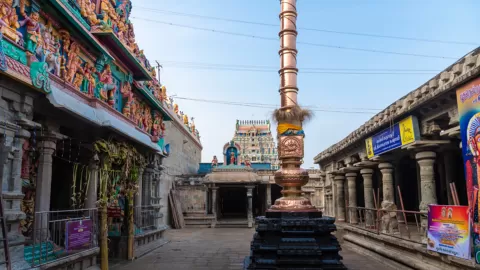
top-left (342, 225), bottom-right (476, 270)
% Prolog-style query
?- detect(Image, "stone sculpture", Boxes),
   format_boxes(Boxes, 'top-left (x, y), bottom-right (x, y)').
top-left (380, 201), bottom-right (399, 234)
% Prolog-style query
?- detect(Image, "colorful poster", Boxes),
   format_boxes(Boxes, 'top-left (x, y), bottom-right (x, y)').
top-left (457, 77), bottom-right (480, 263)
top-left (65, 219), bottom-right (92, 252)
top-left (427, 205), bottom-right (470, 259)
top-left (365, 115), bottom-right (420, 158)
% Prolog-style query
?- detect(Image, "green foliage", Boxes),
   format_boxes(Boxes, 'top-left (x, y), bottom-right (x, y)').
top-left (93, 139), bottom-right (146, 206)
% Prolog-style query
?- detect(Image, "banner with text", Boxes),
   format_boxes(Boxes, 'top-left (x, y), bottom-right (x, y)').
top-left (427, 205), bottom-right (470, 259)
top-left (365, 115), bottom-right (420, 158)
top-left (65, 219), bottom-right (92, 252)
top-left (457, 77), bottom-right (480, 263)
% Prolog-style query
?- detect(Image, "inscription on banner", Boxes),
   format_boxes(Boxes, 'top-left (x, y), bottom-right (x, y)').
top-left (365, 116), bottom-right (419, 158)
top-left (66, 219), bottom-right (92, 252)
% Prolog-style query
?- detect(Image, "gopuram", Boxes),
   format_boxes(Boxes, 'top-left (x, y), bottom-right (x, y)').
top-left (243, 0), bottom-right (345, 269)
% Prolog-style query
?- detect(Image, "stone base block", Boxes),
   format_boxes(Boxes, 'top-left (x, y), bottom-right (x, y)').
top-left (244, 211), bottom-right (346, 270)
top-left (134, 226), bottom-right (169, 259)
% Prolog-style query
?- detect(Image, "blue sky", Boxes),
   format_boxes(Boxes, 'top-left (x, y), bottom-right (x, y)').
top-left (130, 0), bottom-right (479, 168)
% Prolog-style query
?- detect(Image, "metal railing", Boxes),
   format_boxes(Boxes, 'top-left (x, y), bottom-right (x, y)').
top-left (134, 206), bottom-right (163, 235)
top-left (346, 206), bottom-right (425, 244)
top-left (27, 208), bottom-right (98, 267)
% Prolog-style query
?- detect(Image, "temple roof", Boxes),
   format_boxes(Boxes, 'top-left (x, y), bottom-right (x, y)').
top-left (204, 164), bottom-right (260, 183)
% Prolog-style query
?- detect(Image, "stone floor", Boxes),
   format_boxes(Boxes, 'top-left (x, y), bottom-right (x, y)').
top-left (112, 228), bottom-right (396, 270)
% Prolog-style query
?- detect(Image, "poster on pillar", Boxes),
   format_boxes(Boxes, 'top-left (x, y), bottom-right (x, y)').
top-left (457, 77), bottom-right (480, 263)
top-left (427, 205), bottom-right (470, 259)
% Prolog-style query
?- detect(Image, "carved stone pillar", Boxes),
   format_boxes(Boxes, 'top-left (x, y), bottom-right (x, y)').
top-left (360, 168), bottom-right (375, 226)
top-left (205, 186), bottom-right (209, 215)
top-left (379, 163), bottom-right (395, 204)
top-left (85, 162), bottom-right (99, 209)
top-left (265, 183), bottom-right (272, 209)
top-left (211, 186), bottom-right (218, 226)
top-left (346, 172), bottom-right (358, 224)
top-left (143, 168), bottom-right (154, 206)
top-left (246, 185), bottom-right (255, 228)
top-left (334, 174), bottom-right (346, 222)
top-left (319, 173), bottom-right (326, 210)
top-left (416, 151), bottom-right (437, 242)
top-left (34, 135), bottom-right (57, 240)
top-left (443, 152), bottom-right (455, 205)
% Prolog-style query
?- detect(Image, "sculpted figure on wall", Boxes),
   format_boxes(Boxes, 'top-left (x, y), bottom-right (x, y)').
top-left (96, 64), bottom-right (117, 105)
top-left (19, 11), bottom-right (42, 55)
top-left (80, 0), bottom-right (99, 26)
top-left (0, 0), bottom-right (22, 43)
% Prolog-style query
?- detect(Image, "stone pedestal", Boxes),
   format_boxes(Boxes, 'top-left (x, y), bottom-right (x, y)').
top-left (346, 173), bottom-right (357, 224)
top-left (246, 186), bottom-right (254, 228)
top-left (416, 151), bottom-right (437, 243)
top-left (360, 169), bottom-right (375, 227)
top-left (334, 175), bottom-right (346, 222)
top-left (244, 211), bottom-right (345, 270)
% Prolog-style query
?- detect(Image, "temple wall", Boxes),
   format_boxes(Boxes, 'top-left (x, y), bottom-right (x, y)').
top-left (160, 121), bottom-right (202, 225)
top-left (177, 186), bottom-right (207, 214)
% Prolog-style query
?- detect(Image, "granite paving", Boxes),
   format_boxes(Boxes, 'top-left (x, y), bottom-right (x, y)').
top-left (113, 228), bottom-right (396, 270)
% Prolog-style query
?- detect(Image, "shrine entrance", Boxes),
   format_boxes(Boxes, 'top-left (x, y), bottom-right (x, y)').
top-left (219, 186), bottom-right (247, 219)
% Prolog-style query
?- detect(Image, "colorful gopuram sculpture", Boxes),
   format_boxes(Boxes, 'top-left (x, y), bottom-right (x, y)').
top-left (0, 0), bottom-right (201, 144)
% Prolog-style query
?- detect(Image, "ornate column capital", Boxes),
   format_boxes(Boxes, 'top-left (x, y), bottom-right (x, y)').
top-left (333, 174), bottom-right (345, 182)
top-left (360, 168), bottom-right (374, 175)
top-left (378, 162), bottom-right (393, 172)
top-left (345, 172), bottom-right (357, 179)
top-left (415, 151), bottom-right (436, 163)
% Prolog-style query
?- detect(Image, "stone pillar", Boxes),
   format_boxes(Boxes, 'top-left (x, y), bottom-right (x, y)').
top-left (204, 186), bottom-right (209, 215)
top-left (334, 174), bottom-right (346, 222)
top-left (85, 163), bottom-right (99, 209)
top-left (416, 151), bottom-right (437, 242)
top-left (265, 184), bottom-right (272, 209)
top-left (246, 185), bottom-right (254, 228)
top-left (143, 168), bottom-right (153, 206)
top-left (346, 172), bottom-right (358, 224)
top-left (135, 168), bottom-right (143, 209)
top-left (360, 168), bottom-right (375, 227)
top-left (34, 136), bottom-right (56, 240)
top-left (211, 186), bottom-right (218, 226)
top-left (379, 163), bottom-right (395, 204)
top-left (318, 173), bottom-right (326, 211)
top-left (443, 152), bottom-right (454, 205)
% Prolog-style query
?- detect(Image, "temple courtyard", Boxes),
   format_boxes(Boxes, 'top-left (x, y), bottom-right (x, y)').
top-left (112, 228), bottom-right (395, 270)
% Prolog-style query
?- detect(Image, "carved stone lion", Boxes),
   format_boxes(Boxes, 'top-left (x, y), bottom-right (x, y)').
top-left (380, 201), bottom-right (399, 234)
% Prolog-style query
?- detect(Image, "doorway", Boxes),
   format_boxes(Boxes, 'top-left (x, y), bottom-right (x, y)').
top-left (219, 186), bottom-right (247, 218)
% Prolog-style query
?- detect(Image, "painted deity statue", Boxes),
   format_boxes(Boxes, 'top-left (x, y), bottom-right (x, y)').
top-left (121, 82), bottom-right (133, 117)
top-left (81, 62), bottom-right (96, 96)
top-left (190, 117), bottom-right (195, 133)
top-left (19, 11), bottom-right (42, 54)
top-left (160, 85), bottom-right (167, 102)
top-left (80, 0), bottom-right (99, 26)
top-left (0, 0), bottom-right (22, 42)
top-left (143, 106), bottom-right (152, 133)
top-left (183, 114), bottom-right (189, 125)
top-left (245, 158), bottom-right (251, 168)
top-left (96, 64), bottom-right (117, 106)
top-left (152, 114), bottom-right (165, 139)
top-left (211, 155), bottom-right (218, 167)
top-left (229, 152), bottom-right (236, 165)
top-left (173, 103), bottom-right (179, 114)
